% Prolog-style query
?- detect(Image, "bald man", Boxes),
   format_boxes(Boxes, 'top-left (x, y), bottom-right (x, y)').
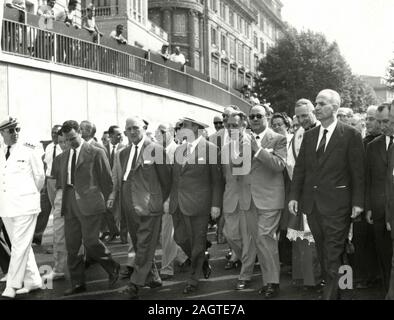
top-left (110, 117), bottom-right (171, 299)
top-left (289, 89), bottom-right (365, 300)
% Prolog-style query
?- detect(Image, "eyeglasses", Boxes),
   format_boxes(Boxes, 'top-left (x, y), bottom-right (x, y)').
top-left (214, 122), bottom-right (223, 125)
top-left (271, 123), bottom-right (285, 129)
top-left (249, 114), bottom-right (264, 120)
top-left (5, 127), bottom-right (21, 134)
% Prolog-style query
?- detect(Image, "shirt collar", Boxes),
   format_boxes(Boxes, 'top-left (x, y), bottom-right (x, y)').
top-left (132, 136), bottom-right (145, 150)
top-left (190, 136), bottom-right (202, 150)
top-left (320, 119), bottom-right (338, 134)
top-left (253, 127), bottom-right (268, 141)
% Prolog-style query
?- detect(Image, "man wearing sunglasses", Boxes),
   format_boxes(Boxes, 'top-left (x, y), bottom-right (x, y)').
top-left (241, 105), bottom-right (287, 299)
top-left (0, 117), bottom-right (45, 299)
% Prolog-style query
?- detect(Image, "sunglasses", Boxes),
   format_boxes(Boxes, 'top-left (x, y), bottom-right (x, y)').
top-left (214, 122), bottom-right (223, 125)
top-left (5, 127), bottom-right (21, 134)
top-left (249, 114), bottom-right (264, 120)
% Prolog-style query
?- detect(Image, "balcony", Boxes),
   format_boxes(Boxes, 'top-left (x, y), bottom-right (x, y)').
top-left (81, 5), bottom-right (120, 17)
top-left (0, 8), bottom-right (251, 113)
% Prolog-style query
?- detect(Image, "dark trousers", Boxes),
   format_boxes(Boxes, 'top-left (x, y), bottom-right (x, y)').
top-left (372, 219), bottom-right (393, 293)
top-left (0, 219), bottom-right (11, 274)
top-left (100, 209), bottom-right (120, 236)
top-left (172, 208), bottom-right (209, 287)
top-left (63, 186), bottom-right (117, 286)
top-left (34, 185), bottom-right (52, 244)
top-left (352, 219), bottom-right (379, 283)
top-left (121, 182), bottom-right (161, 287)
top-left (386, 238), bottom-right (394, 300)
top-left (307, 204), bottom-right (351, 300)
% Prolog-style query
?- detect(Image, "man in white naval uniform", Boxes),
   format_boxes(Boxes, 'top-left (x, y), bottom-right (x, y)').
top-left (0, 117), bottom-right (45, 299)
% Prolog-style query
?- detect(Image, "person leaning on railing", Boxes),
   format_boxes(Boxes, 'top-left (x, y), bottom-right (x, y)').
top-left (56, 0), bottom-right (80, 29)
top-left (109, 24), bottom-right (127, 45)
top-left (82, 3), bottom-right (103, 43)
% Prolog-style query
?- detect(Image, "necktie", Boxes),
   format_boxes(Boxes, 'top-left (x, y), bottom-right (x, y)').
top-left (131, 145), bottom-right (138, 170)
top-left (317, 129), bottom-right (328, 161)
top-left (5, 146), bottom-right (11, 160)
top-left (182, 143), bottom-right (192, 167)
top-left (71, 149), bottom-right (76, 185)
top-left (110, 145), bottom-right (116, 168)
top-left (52, 144), bottom-right (57, 161)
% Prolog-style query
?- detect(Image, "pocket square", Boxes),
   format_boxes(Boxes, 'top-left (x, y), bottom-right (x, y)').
top-left (143, 160), bottom-right (152, 164)
top-left (198, 157), bottom-right (205, 161)
top-left (264, 148), bottom-right (274, 153)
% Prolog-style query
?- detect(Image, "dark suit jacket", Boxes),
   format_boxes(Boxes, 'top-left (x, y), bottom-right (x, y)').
top-left (118, 138), bottom-right (171, 217)
top-left (385, 145), bottom-right (394, 238)
top-left (290, 122), bottom-right (365, 216)
top-left (169, 137), bottom-right (223, 217)
top-left (365, 135), bottom-right (387, 220)
top-left (58, 142), bottom-right (113, 216)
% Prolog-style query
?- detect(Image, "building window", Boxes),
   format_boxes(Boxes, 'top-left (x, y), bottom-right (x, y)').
top-left (237, 16), bottom-right (242, 33)
top-left (229, 10), bottom-right (234, 27)
top-left (194, 17), bottom-right (200, 48)
top-left (253, 33), bottom-right (258, 49)
top-left (245, 47), bottom-right (251, 69)
top-left (131, 0), bottom-right (144, 23)
top-left (238, 43), bottom-right (244, 65)
top-left (221, 33), bottom-right (227, 53)
top-left (260, 39), bottom-right (265, 54)
top-left (220, 2), bottom-right (226, 20)
top-left (211, 27), bottom-right (218, 46)
top-left (259, 14), bottom-right (265, 32)
top-left (221, 62), bottom-right (228, 85)
top-left (174, 13), bottom-right (187, 34)
top-left (230, 38), bottom-right (236, 59)
top-left (230, 67), bottom-right (237, 89)
top-left (194, 51), bottom-right (200, 72)
top-left (212, 57), bottom-right (219, 80)
top-left (244, 23), bottom-right (249, 38)
top-left (238, 71), bottom-right (244, 89)
top-left (210, 0), bottom-right (217, 12)
top-left (254, 55), bottom-right (259, 72)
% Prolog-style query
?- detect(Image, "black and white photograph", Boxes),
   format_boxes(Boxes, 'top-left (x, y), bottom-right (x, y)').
top-left (0, 0), bottom-right (394, 306)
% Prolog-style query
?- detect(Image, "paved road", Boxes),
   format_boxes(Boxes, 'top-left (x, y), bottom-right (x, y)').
top-left (0, 219), bottom-right (386, 300)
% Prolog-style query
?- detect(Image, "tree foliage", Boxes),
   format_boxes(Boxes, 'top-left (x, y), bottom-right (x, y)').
top-left (387, 58), bottom-right (394, 89)
top-left (255, 27), bottom-right (377, 115)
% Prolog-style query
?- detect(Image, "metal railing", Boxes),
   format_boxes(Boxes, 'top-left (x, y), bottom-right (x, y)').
top-left (81, 6), bottom-right (119, 17)
top-left (1, 19), bottom-right (251, 112)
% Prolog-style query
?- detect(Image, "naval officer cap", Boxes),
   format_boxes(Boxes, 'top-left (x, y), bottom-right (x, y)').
top-left (181, 117), bottom-right (209, 129)
top-left (0, 116), bottom-right (19, 131)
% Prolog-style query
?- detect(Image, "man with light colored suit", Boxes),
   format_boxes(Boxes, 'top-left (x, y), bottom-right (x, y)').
top-left (59, 120), bottom-right (120, 296)
top-left (0, 116), bottom-right (45, 299)
top-left (241, 105), bottom-right (287, 299)
top-left (221, 111), bottom-right (257, 290)
top-left (170, 117), bottom-right (223, 294)
top-left (108, 117), bottom-right (171, 299)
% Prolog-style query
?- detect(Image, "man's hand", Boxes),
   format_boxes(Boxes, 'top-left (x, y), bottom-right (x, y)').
top-left (211, 207), bottom-right (221, 221)
top-left (387, 222), bottom-right (392, 232)
top-left (288, 200), bottom-right (298, 216)
top-left (106, 199), bottom-right (114, 209)
top-left (366, 210), bottom-right (374, 225)
top-left (351, 206), bottom-right (363, 219)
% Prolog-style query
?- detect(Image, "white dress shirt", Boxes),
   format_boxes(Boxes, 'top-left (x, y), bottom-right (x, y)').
top-left (386, 136), bottom-right (394, 151)
top-left (253, 128), bottom-right (268, 158)
top-left (316, 119), bottom-right (338, 151)
top-left (67, 144), bottom-right (82, 185)
top-left (44, 142), bottom-right (63, 176)
top-left (123, 137), bottom-right (145, 181)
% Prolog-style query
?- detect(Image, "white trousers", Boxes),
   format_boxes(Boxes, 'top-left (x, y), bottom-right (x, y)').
top-left (2, 215), bottom-right (42, 289)
top-left (160, 212), bottom-right (188, 275)
top-left (52, 189), bottom-right (67, 273)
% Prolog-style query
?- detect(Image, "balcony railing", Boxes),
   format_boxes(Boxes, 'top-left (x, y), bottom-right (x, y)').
top-left (0, 12), bottom-right (251, 113)
top-left (81, 6), bottom-right (119, 17)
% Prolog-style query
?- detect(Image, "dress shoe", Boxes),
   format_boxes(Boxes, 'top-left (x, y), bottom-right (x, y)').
top-left (1, 287), bottom-right (16, 299)
top-left (99, 232), bottom-right (110, 241)
top-left (64, 284), bottom-right (87, 296)
top-left (225, 250), bottom-right (232, 261)
top-left (145, 280), bottom-right (162, 289)
top-left (108, 262), bottom-right (120, 288)
top-left (120, 266), bottom-right (134, 279)
top-left (0, 274), bottom-right (7, 282)
top-left (43, 271), bottom-right (65, 281)
top-left (225, 260), bottom-right (240, 270)
top-left (235, 280), bottom-right (250, 291)
top-left (16, 284), bottom-right (42, 295)
top-left (32, 236), bottom-right (42, 246)
top-left (202, 259), bottom-right (212, 279)
top-left (122, 283), bottom-right (139, 300)
top-left (183, 284), bottom-right (197, 294)
top-left (263, 284), bottom-right (280, 299)
top-left (160, 274), bottom-right (173, 281)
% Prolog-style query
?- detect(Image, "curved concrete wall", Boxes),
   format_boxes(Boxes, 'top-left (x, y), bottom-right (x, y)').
top-left (0, 59), bottom-right (223, 144)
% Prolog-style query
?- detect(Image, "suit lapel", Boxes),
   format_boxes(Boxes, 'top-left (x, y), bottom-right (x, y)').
top-left (310, 127), bottom-right (320, 168)
top-left (378, 135), bottom-right (388, 165)
top-left (134, 139), bottom-right (151, 171)
top-left (120, 145), bottom-right (132, 178)
top-left (76, 142), bottom-right (88, 170)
